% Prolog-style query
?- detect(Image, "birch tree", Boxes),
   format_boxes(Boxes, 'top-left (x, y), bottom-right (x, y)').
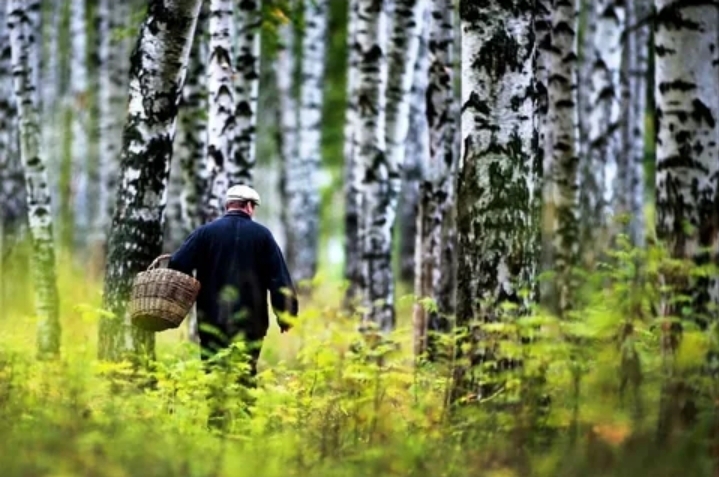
top-left (9, 0), bottom-right (62, 359)
top-left (284, 0), bottom-right (328, 286)
top-left (399, 5), bottom-right (430, 283)
top-left (583, 0), bottom-right (625, 253)
top-left (343, 0), bottom-right (362, 308)
top-left (70, 0), bottom-right (90, 248)
top-left (413, 0), bottom-right (455, 358)
top-left (354, 0), bottom-right (391, 332)
top-left (540, 0), bottom-right (580, 314)
top-left (454, 0), bottom-right (537, 399)
top-left (232, 0), bottom-right (262, 186)
top-left (98, 0), bottom-right (203, 362)
top-left (620, 0), bottom-right (649, 247)
top-left (203, 0), bottom-right (237, 222)
top-left (654, 0), bottom-right (719, 442)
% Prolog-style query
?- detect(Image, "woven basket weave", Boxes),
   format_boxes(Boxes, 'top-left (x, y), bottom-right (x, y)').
top-left (129, 254), bottom-right (201, 332)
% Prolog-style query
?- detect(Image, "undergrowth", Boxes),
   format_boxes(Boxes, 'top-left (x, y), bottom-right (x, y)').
top-left (0, 232), bottom-right (718, 477)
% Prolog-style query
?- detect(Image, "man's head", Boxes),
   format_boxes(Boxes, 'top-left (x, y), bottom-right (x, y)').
top-left (225, 184), bottom-right (261, 217)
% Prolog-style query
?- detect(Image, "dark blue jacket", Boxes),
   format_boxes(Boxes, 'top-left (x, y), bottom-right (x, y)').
top-left (168, 210), bottom-right (298, 341)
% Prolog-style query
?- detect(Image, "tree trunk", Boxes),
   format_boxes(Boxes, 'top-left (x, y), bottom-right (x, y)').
top-left (620, 0), bottom-right (649, 247)
top-left (286, 0), bottom-right (328, 287)
top-left (70, 0), bottom-right (90, 250)
top-left (232, 0), bottom-right (262, 186)
top-left (354, 0), bottom-right (391, 332)
top-left (583, 0), bottom-right (625, 256)
top-left (343, 0), bottom-right (362, 310)
top-left (399, 5), bottom-right (430, 284)
top-left (98, 0), bottom-right (203, 363)
top-left (454, 0), bottom-right (537, 401)
top-left (654, 0), bottom-right (719, 444)
top-left (413, 0), bottom-right (455, 359)
top-left (204, 0), bottom-right (236, 222)
top-left (9, 0), bottom-right (62, 359)
top-left (540, 0), bottom-right (580, 315)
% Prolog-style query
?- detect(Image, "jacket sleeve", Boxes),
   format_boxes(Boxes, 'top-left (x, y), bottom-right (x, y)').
top-left (168, 228), bottom-right (203, 276)
top-left (266, 234), bottom-right (299, 319)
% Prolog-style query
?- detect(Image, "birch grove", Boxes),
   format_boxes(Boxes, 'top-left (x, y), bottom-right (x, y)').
top-left (9, 0), bottom-right (62, 358)
top-left (455, 0), bottom-right (537, 397)
top-left (98, 0), bottom-right (203, 362)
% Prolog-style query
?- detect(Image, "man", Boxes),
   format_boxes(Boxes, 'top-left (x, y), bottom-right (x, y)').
top-left (168, 184), bottom-right (299, 384)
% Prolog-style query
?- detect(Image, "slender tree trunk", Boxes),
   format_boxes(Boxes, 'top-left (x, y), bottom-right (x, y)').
top-left (355, 0), bottom-right (391, 332)
top-left (70, 0), bottom-right (90, 250)
top-left (399, 5), bottom-right (430, 284)
top-left (413, 0), bottom-right (455, 359)
top-left (583, 0), bottom-right (625, 256)
top-left (177, 1), bottom-right (208, 240)
top-left (98, 0), bottom-right (203, 363)
top-left (286, 0), bottom-right (328, 286)
top-left (654, 0), bottom-right (719, 444)
top-left (453, 0), bottom-right (537, 401)
top-left (277, 5), bottom-right (299, 278)
top-left (232, 0), bottom-right (262, 186)
top-left (620, 0), bottom-right (649, 247)
top-left (343, 0), bottom-right (362, 310)
top-left (204, 0), bottom-right (236, 222)
top-left (541, 0), bottom-right (580, 314)
top-left (9, 0), bottom-right (62, 359)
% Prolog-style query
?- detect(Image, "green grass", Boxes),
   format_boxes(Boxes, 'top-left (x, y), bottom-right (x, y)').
top-left (0, 232), bottom-right (718, 476)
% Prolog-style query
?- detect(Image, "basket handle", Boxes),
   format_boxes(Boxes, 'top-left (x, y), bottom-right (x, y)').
top-left (147, 254), bottom-right (172, 271)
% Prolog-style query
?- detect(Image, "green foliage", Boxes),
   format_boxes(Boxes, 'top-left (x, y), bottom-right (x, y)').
top-left (1, 235), bottom-right (719, 476)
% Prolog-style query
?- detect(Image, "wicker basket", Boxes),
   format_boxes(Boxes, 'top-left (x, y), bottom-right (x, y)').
top-left (129, 254), bottom-right (201, 332)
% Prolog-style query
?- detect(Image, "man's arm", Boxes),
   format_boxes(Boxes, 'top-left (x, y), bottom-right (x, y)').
top-left (266, 234), bottom-right (299, 329)
top-left (168, 228), bottom-right (203, 276)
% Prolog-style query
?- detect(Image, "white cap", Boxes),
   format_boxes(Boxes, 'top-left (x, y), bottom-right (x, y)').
top-left (225, 184), bottom-right (261, 206)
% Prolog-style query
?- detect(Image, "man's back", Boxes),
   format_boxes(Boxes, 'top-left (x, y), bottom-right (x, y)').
top-left (169, 210), bottom-right (298, 340)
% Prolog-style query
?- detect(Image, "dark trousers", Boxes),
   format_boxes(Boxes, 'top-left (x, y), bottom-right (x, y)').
top-left (200, 329), bottom-right (264, 430)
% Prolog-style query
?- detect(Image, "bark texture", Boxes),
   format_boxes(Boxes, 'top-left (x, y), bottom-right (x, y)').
top-left (98, 0), bottom-right (203, 362)
top-left (354, 0), bottom-right (392, 332)
top-left (343, 0), bottom-right (362, 308)
top-left (399, 5), bottom-right (430, 284)
top-left (232, 0), bottom-right (262, 186)
top-left (9, 0), bottom-right (62, 359)
top-left (455, 0), bottom-right (537, 398)
top-left (540, 0), bottom-right (580, 314)
top-left (413, 0), bottom-right (456, 359)
top-left (204, 0), bottom-right (237, 222)
top-left (285, 0), bottom-right (328, 285)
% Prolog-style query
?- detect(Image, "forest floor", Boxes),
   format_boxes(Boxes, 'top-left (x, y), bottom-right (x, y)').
top-left (0, 241), bottom-right (716, 476)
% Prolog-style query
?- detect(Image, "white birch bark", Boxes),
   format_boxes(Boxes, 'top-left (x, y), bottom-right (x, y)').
top-left (541, 0), bottom-right (580, 314)
top-left (621, 0), bottom-right (649, 247)
top-left (455, 0), bottom-right (537, 399)
top-left (413, 0), bottom-right (454, 358)
top-left (355, 0), bottom-right (392, 332)
top-left (98, 0), bottom-right (203, 362)
top-left (399, 5), bottom-right (430, 284)
top-left (203, 0), bottom-right (236, 222)
top-left (585, 0), bottom-right (625, 248)
top-left (70, 0), bottom-right (90, 247)
top-left (285, 0), bottom-right (328, 285)
top-left (277, 8), bottom-right (298, 274)
top-left (654, 1), bottom-right (719, 318)
top-left (343, 0), bottom-right (362, 308)
top-left (9, 0), bottom-right (62, 358)
top-left (232, 0), bottom-right (262, 185)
